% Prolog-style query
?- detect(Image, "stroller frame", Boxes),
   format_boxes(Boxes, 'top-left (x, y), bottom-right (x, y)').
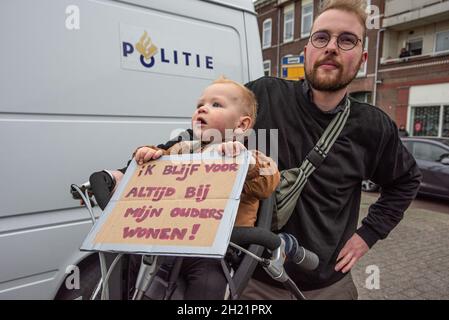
top-left (137, 195), bottom-right (276, 300)
top-left (71, 182), bottom-right (306, 300)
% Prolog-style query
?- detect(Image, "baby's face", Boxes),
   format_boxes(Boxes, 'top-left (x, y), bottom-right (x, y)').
top-left (192, 83), bottom-right (246, 141)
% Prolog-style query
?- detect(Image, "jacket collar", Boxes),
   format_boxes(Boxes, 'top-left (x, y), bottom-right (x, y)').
top-left (302, 79), bottom-right (348, 115)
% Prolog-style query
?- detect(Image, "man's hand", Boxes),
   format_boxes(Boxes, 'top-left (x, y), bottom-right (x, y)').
top-left (134, 147), bottom-right (163, 164)
top-left (335, 233), bottom-right (369, 273)
top-left (215, 141), bottom-right (247, 157)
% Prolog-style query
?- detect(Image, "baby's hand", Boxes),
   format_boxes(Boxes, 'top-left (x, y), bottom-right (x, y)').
top-left (134, 147), bottom-right (163, 164)
top-left (216, 141), bottom-right (247, 157)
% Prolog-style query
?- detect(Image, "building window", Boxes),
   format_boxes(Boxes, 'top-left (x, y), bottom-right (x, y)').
top-left (350, 91), bottom-right (372, 104)
top-left (262, 19), bottom-right (272, 49)
top-left (435, 30), bottom-right (449, 53)
top-left (406, 38), bottom-right (423, 56)
top-left (443, 106), bottom-right (449, 137)
top-left (301, 1), bottom-right (313, 38)
top-left (263, 60), bottom-right (271, 76)
top-left (357, 37), bottom-right (369, 77)
top-left (411, 106), bottom-right (440, 137)
top-left (283, 4), bottom-right (294, 43)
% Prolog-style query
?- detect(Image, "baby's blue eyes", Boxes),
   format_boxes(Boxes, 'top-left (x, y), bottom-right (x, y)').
top-left (196, 102), bottom-right (223, 109)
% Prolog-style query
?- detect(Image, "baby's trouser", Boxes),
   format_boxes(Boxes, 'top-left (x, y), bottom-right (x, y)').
top-left (181, 257), bottom-right (227, 300)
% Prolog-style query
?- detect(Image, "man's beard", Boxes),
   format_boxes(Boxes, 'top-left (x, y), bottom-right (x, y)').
top-left (305, 57), bottom-right (363, 92)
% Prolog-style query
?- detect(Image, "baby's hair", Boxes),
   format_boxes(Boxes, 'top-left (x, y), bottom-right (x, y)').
top-left (212, 76), bottom-right (257, 126)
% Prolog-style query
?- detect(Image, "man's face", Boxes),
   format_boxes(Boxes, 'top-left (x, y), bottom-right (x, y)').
top-left (304, 9), bottom-right (367, 92)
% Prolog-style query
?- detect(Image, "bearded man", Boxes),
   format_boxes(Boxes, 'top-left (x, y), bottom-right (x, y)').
top-left (240, 0), bottom-right (421, 299)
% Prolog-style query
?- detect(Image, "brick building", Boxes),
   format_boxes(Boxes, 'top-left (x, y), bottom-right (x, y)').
top-left (254, 0), bottom-right (449, 137)
top-left (377, 0), bottom-right (449, 137)
top-left (254, 0), bottom-right (384, 104)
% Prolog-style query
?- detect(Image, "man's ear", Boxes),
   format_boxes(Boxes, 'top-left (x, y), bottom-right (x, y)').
top-left (235, 116), bottom-right (252, 135)
top-left (362, 51), bottom-right (368, 63)
top-left (303, 45), bottom-right (309, 65)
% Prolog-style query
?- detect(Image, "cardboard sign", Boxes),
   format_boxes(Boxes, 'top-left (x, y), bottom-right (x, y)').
top-left (81, 151), bottom-right (250, 258)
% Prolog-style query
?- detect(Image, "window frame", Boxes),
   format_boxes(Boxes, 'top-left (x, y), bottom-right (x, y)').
top-left (262, 18), bottom-right (272, 49)
top-left (443, 105), bottom-right (449, 137)
top-left (263, 60), bottom-right (271, 76)
top-left (283, 4), bottom-right (295, 43)
top-left (410, 105), bottom-right (443, 137)
top-left (406, 37), bottom-right (423, 57)
top-left (349, 91), bottom-right (372, 104)
top-left (435, 29), bottom-right (449, 53)
top-left (301, 1), bottom-right (314, 39)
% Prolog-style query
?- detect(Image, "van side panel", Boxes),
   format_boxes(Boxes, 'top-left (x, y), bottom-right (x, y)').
top-left (0, 0), bottom-right (256, 299)
top-left (244, 12), bottom-right (264, 80)
top-left (0, 213), bottom-right (93, 299)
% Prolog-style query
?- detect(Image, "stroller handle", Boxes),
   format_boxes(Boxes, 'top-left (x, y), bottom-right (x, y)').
top-left (231, 226), bottom-right (281, 251)
top-left (89, 171), bottom-right (115, 210)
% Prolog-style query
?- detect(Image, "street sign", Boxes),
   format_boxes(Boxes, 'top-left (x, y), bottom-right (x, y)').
top-left (281, 55), bottom-right (304, 80)
top-left (282, 55), bottom-right (304, 65)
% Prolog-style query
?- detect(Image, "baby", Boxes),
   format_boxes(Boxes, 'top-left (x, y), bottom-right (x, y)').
top-left (133, 76), bottom-right (280, 299)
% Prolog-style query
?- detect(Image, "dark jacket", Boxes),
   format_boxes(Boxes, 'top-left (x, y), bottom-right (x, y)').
top-left (246, 77), bottom-right (421, 290)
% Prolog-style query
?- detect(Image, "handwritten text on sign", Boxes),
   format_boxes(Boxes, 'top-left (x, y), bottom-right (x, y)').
top-left (93, 158), bottom-right (241, 248)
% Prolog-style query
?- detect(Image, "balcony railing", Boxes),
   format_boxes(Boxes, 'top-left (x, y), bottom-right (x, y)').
top-left (383, 0), bottom-right (449, 28)
top-left (385, 0), bottom-right (444, 17)
top-left (381, 49), bottom-right (449, 65)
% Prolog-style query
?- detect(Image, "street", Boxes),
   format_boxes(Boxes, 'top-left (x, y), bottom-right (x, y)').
top-left (352, 192), bottom-right (449, 299)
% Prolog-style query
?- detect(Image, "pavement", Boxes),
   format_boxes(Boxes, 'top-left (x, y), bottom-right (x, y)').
top-left (352, 192), bottom-right (449, 300)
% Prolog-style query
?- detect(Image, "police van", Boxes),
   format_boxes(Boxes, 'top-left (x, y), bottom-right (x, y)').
top-left (0, 0), bottom-right (263, 299)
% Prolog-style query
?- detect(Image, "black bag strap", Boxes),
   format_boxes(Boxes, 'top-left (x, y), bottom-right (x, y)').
top-left (220, 258), bottom-right (238, 300)
top-left (302, 97), bottom-right (350, 172)
top-left (276, 98), bottom-right (350, 210)
top-left (164, 257), bottom-right (184, 300)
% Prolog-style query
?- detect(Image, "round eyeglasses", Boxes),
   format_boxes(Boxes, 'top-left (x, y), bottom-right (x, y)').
top-left (310, 31), bottom-right (362, 51)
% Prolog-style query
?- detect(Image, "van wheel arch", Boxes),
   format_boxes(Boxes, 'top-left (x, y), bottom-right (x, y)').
top-left (54, 253), bottom-right (101, 300)
top-left (54, 253), bottom-right (138, 300)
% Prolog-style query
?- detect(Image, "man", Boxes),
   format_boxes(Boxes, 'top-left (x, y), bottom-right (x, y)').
top-left (238, 0), bottom-right (421, 299)
top-left (398, 125), bottom-right (409, 137)
top-left (399, 48), bottom-right (411, 58)
top-left (101, 0), bottom-right (420, 300)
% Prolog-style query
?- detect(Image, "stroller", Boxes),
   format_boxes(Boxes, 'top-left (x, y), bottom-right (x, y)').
top-left (70, 170), bottom-right (319, 300)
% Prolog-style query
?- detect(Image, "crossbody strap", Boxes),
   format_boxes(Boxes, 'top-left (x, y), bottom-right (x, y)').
top-left (303, 97), bottom-right (351, 172)
top-left (277, 98), bottom-right (351, 209)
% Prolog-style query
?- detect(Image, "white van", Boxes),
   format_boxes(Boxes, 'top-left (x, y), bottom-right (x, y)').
top-left (0, 0), bottom-right (263, 299)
